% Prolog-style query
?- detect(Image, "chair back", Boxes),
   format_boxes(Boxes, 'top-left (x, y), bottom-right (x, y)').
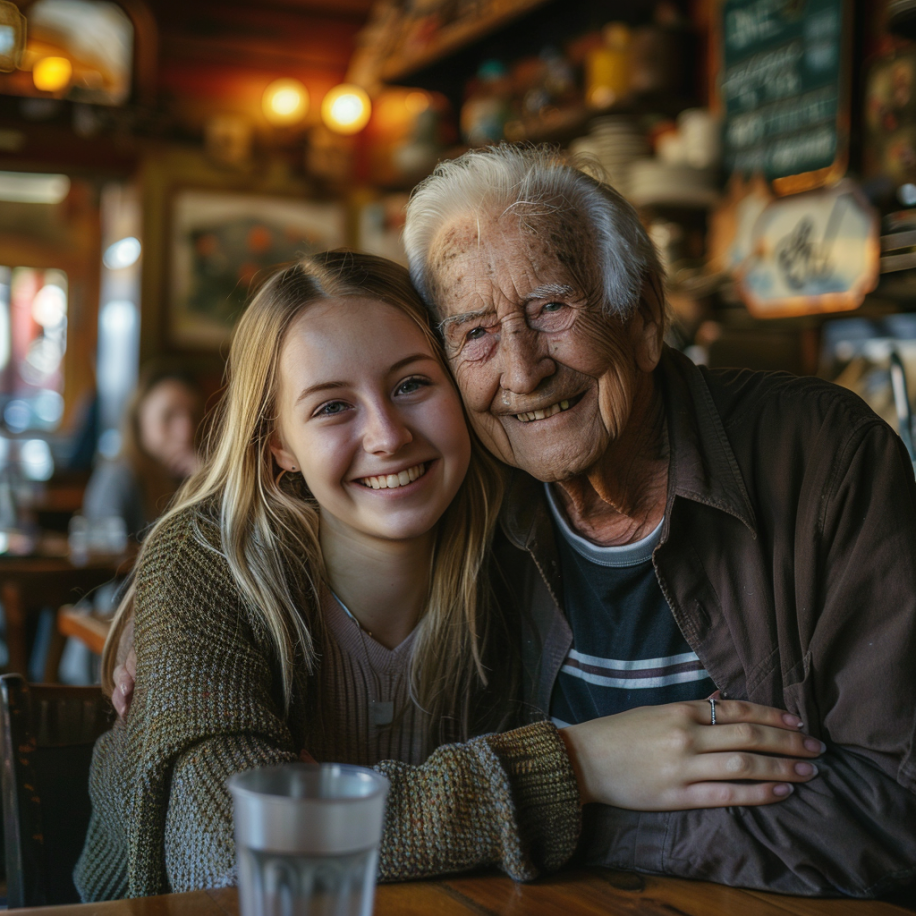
top-left (0, 674), bottom-right (113, 907)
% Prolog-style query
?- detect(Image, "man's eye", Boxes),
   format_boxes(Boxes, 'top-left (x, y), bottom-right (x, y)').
top-left (466, 327), bottom-right (488, 341)
top-left (543, 301), bottom-right (564, 312)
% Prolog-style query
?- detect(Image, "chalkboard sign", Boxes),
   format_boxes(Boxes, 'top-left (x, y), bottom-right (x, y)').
top-left (721, 0), bottom-right (850, 194)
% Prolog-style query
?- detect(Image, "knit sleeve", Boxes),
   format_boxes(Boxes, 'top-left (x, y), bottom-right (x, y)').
top-left (163, 733), bottom-right (298, 892)
top-left (75, 512), bottom-right (299, 901)
top-left (374, 720), bottom-right (580, 882)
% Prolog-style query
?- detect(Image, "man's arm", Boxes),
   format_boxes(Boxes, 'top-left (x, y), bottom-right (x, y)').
top-left (579, 420), bottom-right (916, 897)
top-left (579, 748), bottom-right (916, 896)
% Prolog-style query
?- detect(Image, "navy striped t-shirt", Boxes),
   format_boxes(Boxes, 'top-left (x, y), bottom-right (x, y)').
top-left (545, 484), bottom-right (715, 727)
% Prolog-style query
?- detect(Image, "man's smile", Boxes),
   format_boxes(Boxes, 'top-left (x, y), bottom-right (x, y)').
top-left (510, 393), bottom-right (586, 424)
top-left (515, 399), bottom-right (571, 423)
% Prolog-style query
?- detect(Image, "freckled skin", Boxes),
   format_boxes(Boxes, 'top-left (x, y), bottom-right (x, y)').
top-left (429, 210), bottom-right (668, 545)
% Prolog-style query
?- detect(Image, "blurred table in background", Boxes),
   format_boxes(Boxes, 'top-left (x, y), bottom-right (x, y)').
top-left (57, 604), bottom-right (111, 656)
top-left (0, 531), bottom-right (134, 680)
top-left (11, 869), bottom-right (913, 916)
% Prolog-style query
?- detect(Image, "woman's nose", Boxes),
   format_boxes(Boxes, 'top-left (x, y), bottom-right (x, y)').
top-left (363, 404), bottom-right (413, 454)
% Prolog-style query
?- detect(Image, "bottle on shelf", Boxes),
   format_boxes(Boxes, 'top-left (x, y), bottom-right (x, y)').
top-left (460, 59), bottom-right (512, 146)
top-left (585, 24), bottom-right (631, 109)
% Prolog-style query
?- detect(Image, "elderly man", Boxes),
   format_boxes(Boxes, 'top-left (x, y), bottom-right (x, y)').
top-left (403, 145), bottom-right (916, 897)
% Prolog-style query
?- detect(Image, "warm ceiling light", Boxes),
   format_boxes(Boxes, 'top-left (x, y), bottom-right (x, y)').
top-left (262, 79), bottom-right (309, 126)
top-left (321, 84), bottom-right (371, 135)
top-left (33, 56), bottom-right (72, 93)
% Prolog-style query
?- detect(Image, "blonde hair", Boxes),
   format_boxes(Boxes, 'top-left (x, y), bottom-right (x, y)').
top-left (102, 251), bottom-right (509, 738)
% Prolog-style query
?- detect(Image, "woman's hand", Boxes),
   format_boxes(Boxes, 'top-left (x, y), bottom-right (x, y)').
top-left (559, 699), bottom-right (824, 810)
top-left (111, 648), bottom-right (137, 719)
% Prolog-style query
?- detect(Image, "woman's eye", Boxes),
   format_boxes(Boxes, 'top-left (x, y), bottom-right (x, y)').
top-left (316, 401), bottom-right (348, 417)
top-left (395, 377), bottom-right (429, 396)
top-left (543, 301), bottom-right (564, 312)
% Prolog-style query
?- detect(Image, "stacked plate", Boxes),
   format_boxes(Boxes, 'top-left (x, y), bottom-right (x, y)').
top-left (627, 160), bottom-right (720, 208)
top-left (568, 116), bottom-right (650, 199)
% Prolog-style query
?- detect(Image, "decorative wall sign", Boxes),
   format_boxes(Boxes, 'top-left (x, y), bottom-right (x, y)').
top-left (737, 180), bottom-right (879, 317)
top-left (721, 0), bottom-right (850, 194)
top-left (864, 49), bottom-right (916, 186)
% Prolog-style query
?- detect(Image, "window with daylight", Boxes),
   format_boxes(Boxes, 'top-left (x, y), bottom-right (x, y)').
top-left (0, 265), bottom-right (67, 434)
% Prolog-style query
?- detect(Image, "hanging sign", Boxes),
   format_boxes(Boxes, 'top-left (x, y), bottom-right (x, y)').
top-left (736, 180), bottom-right (879, 318)
top-left (721, 0), bottom-right (850, 195)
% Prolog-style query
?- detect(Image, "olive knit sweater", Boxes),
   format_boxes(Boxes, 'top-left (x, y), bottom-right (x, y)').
top-left (74, 508), bottom-right (581, 900)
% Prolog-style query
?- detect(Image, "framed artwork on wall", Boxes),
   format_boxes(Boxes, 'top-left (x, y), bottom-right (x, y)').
top-left (167, 189), bottom-right (346, 350)
top-left (356, 192), bottom-right (409, 266)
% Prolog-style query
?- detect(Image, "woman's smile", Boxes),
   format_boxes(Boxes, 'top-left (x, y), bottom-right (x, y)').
top-left (356, 460), bottom-right (432, 490)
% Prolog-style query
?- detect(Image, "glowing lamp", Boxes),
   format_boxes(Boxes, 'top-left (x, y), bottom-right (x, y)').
top-left (321, 84), bottom-right (371, 135)
top-left (262, 79), bottom-right (309, 126)
top-left (33, 56), bottom-right (72, 93)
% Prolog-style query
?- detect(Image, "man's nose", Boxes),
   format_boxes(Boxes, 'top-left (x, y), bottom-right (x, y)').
top-left (363, 403), bottom-right (413, 454)
top-left (498, 325), bottom-right (555, 394)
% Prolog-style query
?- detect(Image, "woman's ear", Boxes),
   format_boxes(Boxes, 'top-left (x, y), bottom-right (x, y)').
top-left (269, 431), bottom-right (298, 473)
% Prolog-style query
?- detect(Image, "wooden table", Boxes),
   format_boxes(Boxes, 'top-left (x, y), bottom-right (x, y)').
top-left (57, 604), bottom-right (112, 655)
top-left (0, 533), bottom-right (133, 679)
top-left (13, 870), bottom-right (913, 915)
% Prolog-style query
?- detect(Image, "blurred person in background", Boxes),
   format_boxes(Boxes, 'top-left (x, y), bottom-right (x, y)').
top-left (83, 366), bottom-right (203, 541)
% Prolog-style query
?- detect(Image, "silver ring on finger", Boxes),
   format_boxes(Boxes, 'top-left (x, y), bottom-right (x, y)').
top-left (708, 696), bottom-right (717, 725)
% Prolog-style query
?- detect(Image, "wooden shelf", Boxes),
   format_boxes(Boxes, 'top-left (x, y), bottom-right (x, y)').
top-left (381, 0), bottom-right (554, 85)
top-left (506, 93), bottom-right (690, 144)
top-left (371, 0), bottom-right (644, 106)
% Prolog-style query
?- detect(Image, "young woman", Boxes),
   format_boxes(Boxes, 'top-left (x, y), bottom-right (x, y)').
top-left (74, 251), bottom-right (580, 901)
top-left (76, 251), bottom-right (821, 902)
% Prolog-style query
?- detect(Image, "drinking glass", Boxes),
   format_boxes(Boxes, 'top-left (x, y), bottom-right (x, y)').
top-left (228, 763), bottom-right (389, 916)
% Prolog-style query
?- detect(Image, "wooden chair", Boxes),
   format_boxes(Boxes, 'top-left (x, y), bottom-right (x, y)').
top-left (0, 674), bottom-right (113, 907)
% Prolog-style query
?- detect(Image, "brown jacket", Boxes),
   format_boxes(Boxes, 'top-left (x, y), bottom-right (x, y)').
top-left (496, 345), bottom-right (916, 897)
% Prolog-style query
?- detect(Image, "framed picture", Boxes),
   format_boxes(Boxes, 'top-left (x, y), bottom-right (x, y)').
top-left (356, 192), bottom-right (410, 266)
top-left (168, 189), bottom-right (346, 349)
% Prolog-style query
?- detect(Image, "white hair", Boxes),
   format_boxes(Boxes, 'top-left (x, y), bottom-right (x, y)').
top-left (403, 144), bottom-right (662, 320)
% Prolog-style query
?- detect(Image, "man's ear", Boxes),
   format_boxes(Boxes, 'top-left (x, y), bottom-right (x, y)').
top-left (630, 274), bottom-right (666, 373)
top-left (269, 431), bottom-right (297, 473)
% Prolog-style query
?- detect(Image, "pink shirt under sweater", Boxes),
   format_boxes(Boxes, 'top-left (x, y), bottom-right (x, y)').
top-left (305, 586), bottom-right (432, 768)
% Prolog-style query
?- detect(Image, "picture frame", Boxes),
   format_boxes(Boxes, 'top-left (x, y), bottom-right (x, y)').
top-left (167, 189), bottom-right (346, 350)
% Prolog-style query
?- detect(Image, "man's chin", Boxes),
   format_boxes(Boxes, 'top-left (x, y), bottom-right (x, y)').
top-left (510, 444), bottom-right (604, 484)
top-left (472, 414), bottom-right (606, 481)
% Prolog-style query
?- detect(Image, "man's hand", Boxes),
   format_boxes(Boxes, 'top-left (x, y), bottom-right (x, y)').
top-left (111, 648), bottom-right (136, 719)
top-left (559, 699), bottom-right (824, 810)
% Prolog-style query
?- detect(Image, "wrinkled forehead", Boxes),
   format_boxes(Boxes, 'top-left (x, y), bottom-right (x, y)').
top-left (426, 210), bottom-right (596, 319)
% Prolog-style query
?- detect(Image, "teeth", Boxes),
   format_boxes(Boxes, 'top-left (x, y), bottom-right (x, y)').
top-left (359, 463), bottom-right (427, 490)
top-left (516, 399), bottom-right (571, 423)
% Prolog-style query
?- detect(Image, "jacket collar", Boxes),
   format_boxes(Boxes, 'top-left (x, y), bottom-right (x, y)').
top-left (660, 346), bottom-right (757, 536)
top-left (499, 345), bottom-right (757, 560)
